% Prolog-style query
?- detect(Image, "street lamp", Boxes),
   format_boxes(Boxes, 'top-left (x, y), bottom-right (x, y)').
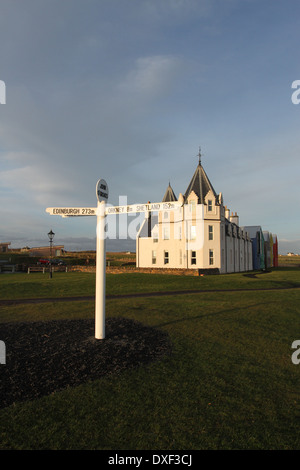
top-left (48, 229), bottom-right (55, 278)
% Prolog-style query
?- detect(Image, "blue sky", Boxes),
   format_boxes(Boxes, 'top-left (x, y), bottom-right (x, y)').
top-left (0, 0), bottom-right (300, 253)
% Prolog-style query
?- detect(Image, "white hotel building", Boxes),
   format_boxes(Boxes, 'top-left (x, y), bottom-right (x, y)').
top-left (136, 153), bottom-right (253, 273)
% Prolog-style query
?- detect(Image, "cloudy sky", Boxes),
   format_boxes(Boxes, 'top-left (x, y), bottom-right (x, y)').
top-left (0, 0), bottom-right (299, 253)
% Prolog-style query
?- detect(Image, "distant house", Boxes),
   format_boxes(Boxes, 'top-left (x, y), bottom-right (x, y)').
top-left (0, 243), bottom-right (11, 253)
top-left (23, 246), bottom-right (65, 257)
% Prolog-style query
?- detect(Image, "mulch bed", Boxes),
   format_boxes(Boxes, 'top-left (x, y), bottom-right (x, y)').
top-left (0, 317), bottom-right (172, 409)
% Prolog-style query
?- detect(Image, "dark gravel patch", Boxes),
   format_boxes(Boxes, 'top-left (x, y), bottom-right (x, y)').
top-left (0, 317), bottom-right (171, 409)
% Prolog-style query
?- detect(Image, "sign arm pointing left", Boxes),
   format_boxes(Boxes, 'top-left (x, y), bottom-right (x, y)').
top-left (46, 207), bottom-right (98, 217)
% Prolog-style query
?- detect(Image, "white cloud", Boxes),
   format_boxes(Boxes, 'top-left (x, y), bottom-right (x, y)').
top-left (141, 0), bottom-right (213, 22)
top-left (119, 55), bottom-right (183, 98)
top-left (0, 151), bottom-right (74, 205)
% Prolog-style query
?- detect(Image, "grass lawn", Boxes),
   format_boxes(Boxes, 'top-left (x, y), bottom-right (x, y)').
top-left (0, 266), bottom-right (300, 300)
top-left (0, 268), bottom-right (299, 450)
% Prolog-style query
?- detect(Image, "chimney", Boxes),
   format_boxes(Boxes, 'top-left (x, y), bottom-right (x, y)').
top-left (230, 211), bottom-right (239, 226)
top-left (225, 206), bottom-right (230, 219)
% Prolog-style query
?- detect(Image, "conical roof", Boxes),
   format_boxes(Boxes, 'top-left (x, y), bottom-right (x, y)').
top-left (162, 183), bottom-right (177, 202)
top-left (184, 155), bottom-right (217, 203)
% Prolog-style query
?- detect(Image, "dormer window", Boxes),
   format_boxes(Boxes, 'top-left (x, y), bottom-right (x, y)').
top-left (208, 200), bottom-right (212, 212)
top-left (189, 199), bottom-right (196, 214)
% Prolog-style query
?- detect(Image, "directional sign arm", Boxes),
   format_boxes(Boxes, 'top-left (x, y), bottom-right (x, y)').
top-left (46, 201), bottom-right (183, 218)
top-left (46, 207), bottom-right (98, 217)
top-left (105, 201), bottom-right (182, 215)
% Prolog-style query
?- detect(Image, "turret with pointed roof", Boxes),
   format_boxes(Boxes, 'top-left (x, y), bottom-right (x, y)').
top-left (184, 148), bottom-right (217, 203)
top-left (162, 182), bottom-right (177, 202)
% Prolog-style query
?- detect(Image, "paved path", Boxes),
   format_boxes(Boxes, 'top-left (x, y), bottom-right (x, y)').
top-left (1, 284), bottom-right (300, 305)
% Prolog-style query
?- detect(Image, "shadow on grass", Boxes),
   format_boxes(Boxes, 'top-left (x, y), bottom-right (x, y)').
top-left (243, 270), bottom-right (272, 279)
top-left (153, 301), bottom-right (275, 329)
top-left (242, 269), bottom-right (300, 289)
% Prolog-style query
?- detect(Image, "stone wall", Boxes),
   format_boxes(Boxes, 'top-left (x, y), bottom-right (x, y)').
top-left (69, 265), bottom-right (219, 276)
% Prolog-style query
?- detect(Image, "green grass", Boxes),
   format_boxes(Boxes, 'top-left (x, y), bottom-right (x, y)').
top-left (0, 268), bottom-right (299, 449)
top-left (0, 272), bottom-right (96, 300)
top-left (0, 267), bottom-right (300, 300)
top-left (279, 255), bottom-right (300, 265)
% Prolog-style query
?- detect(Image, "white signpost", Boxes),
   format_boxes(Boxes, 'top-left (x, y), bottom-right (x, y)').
top-left (95, 179), bottom-right (108, 339)
top-left (46, 179), bottom-right (181, 340)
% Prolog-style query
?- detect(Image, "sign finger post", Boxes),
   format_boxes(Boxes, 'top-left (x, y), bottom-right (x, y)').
top-left (95, 179), bottom-right (109, 339)
top-left (46, 179), bottom-right (181, 340)
top-left (46, 178), bottom-right (109, 340)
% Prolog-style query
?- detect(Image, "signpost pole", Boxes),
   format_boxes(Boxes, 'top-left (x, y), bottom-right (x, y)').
top-left (46, 180), bottom-right (180, 341)
top-left (95, 199), bottom-right (106, 340)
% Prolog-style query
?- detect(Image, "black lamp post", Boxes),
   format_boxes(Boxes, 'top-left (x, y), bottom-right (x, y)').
top-left (48, 229), bottom-right (55, 278)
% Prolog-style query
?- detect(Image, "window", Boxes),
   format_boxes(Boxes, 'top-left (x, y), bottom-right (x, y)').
top-left (178, 225), bottom-right (182, 240)
top-left (190, 225), bottom-right (196, 240)
top-left (164, 251), bottom-right (169, 265)
top-left (209, 249), bottom-right (214, 265)
top-left (189, 200), bottom-right (196, 213)
top-left (163, 227), bottom-right (169, 240)
top-left (208, 200), bottom-right (212, 212)
top-left (152, 250), bottom-right (157, 265)
top-left (191, 251), bottom-right (196, 265)
top-left (208, 225), bottom-right (213, 240)
top-left (179, 249), bottom-right (182, 265)
top-left (153, 232), bottom-right (158, 243)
